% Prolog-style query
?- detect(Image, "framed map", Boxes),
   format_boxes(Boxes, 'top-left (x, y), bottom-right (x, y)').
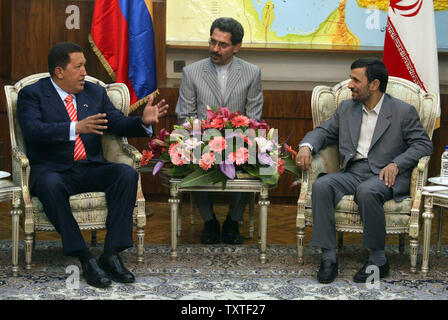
top-left (166, 0), bottom-right (448, 51)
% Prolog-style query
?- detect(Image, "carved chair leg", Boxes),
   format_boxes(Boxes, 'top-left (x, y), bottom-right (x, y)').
top-left (24, 232), bottom-right (34, 270)
top-left (398, 234), bottom-right (405, 254)
top-left (136, 226), bottom-right (145, 263)
top-left (249, 192), bottom-right (255, 240)
top-left (91, 230), bottom-right (97, 246)
top-left (410, 237), bottom-right (418, 274)
top-left (297, 228), bottom-right (305, 265)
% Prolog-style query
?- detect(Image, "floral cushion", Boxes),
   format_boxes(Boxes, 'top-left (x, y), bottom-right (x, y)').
top-left (32, 192), bottom-right (108, 229)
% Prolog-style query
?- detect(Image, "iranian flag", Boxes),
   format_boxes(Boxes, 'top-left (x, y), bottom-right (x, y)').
top-left (383, 0), bottom-right (440, 125)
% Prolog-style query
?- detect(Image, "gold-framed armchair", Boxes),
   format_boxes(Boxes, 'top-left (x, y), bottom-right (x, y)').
top-left (296, 76), bottom-right (439, 273)
top-left (4, 73), bottom-right (146, 271)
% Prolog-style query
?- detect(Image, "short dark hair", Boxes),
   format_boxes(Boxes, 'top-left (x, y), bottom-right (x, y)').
top-left (210, 17), bottom-right (244, 45)
top-left (48, 42), bottom-right (83, 76)
top-left (351, 58), bottom-right (389, 93)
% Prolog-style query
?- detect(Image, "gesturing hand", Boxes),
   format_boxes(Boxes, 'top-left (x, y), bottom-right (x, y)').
top-left (142, 95), bottom-right (169, 126)
top-left (295, 146), bottom-right (313, 171)
top-left (379, 162), bottom-right (399, 188)
top-left (76, 113), bottom-right (108, 135)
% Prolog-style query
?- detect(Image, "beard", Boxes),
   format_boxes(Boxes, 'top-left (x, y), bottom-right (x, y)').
top-left (351, 89), bottom-right (371, 103)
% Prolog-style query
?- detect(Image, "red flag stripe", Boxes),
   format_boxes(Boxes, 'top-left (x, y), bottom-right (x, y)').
top-left (384, 18), bottom-right (427, 91)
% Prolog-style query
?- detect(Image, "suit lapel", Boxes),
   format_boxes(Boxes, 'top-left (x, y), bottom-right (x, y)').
top-left (43, 78), bottom-right (71, 121)
top-left (202, 59), bottom-right (222, 104)
top-left (350, 102), bottom-right (363, 150)
top-left (223, 57), bottom-right (241, 106)
top-left (369, 95), bottom-right (392, 150)
top-left (75, 90), bottom-right (92, 120)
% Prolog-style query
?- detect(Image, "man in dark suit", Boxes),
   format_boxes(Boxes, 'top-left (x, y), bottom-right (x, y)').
top-left (296, 58), bottom-right (432, 284)
top-left (17, 42), bottom-right (168, 288)
top-left (176, 17), bottom-right (263, 245)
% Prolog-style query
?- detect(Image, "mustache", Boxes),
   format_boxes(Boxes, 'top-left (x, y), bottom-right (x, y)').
top-left (210, 52), bottom-right (221, 57)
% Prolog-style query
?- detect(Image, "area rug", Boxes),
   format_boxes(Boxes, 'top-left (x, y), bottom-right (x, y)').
top-left (0, 241), bottom-right (447, 300)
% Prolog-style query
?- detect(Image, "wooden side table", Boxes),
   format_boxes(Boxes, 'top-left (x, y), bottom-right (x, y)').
top-left (0, 177), bottom-right (22, 275)
top-left (160, 171), bottom-right (271, 263)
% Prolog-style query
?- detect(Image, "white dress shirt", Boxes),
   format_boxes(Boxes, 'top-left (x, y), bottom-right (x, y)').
top-left (354, 94), bottom-right (385, 159)
top-left (300, 94), bottom-right (385, 159)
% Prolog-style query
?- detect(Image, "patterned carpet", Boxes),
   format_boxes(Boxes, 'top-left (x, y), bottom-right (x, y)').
top-left (1, 240), bottom-right (448, 300)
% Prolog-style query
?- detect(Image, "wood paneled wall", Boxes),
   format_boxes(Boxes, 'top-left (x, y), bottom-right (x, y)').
top-left (0, 0), bottom-right (447, 203)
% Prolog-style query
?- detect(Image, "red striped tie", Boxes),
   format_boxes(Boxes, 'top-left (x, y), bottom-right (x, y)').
top-left (64, 95), bottom-right (87, 161)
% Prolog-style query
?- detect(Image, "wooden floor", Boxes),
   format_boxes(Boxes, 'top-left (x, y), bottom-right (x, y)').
top-left (1, 199), bottom-right (448, 249)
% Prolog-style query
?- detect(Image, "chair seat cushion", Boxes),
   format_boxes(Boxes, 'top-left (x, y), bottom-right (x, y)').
top-left (304, 195), bottom-right (412, 229)
top-left (32, 192), bottom-right (108, 229)
top-left (306, 194), bottom-right (412, 215)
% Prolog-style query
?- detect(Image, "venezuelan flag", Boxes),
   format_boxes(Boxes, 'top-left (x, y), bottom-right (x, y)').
top-left (89, 0), bottom-right (157, 112)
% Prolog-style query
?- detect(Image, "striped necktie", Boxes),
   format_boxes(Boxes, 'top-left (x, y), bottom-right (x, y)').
top-left (64, 95), bottom-right (87, 161)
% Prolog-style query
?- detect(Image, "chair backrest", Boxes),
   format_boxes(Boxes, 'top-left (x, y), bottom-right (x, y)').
top-left (4, 73), bottom-right (133, 166)
top-left (311, 76), bottom-right (439, 139)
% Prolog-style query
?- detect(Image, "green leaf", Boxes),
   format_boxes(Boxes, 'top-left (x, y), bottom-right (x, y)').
top-left (242, 165), bottom-right (279, 186)
top-left (180, 167), bottom-right (227, 188)
top-left (171, 165), bottom-right (195, 177)
top-left (282, 156), bottom-right (300, 176)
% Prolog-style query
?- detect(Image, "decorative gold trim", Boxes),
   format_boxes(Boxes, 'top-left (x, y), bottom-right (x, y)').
top-left (89, 33), bottom-right (159, 113)
top-left (88, 33), bottom-right (117, 82)
top-left (129, 89), bottom-right (159, 113)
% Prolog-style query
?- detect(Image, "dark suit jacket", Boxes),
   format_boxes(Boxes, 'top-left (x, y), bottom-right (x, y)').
top-left (300, 93), bottom-right (433, 201)
top-left (17, 77), bottom-right (149, 188)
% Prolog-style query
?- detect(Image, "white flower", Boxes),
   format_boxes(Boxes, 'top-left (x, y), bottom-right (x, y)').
top-left (184, 137), bottom-right (204, 151)
top-left (254, 136), bottom-right (273, 153)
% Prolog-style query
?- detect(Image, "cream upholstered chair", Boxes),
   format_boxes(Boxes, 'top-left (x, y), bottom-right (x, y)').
top-left (296, 76), bottom-right (439, 273)
top-left (4, 73), bottom-right (146, 270)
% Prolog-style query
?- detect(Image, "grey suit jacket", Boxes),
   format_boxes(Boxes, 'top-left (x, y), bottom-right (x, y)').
top-left (300, 93), bottom-right (433, 201)
top-left (175, 56), bottom-right (263, 123)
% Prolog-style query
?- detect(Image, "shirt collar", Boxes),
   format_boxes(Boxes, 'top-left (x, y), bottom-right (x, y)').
top-left (362, 93), bottom-right (384, 115)
top-left (50, 77), bottom-right (75, 104)
top-left (214, 60), bottom-right (232, 73)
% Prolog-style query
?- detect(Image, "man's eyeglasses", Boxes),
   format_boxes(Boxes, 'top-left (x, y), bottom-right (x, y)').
top-left (208, 38), bottom-right (232, 49)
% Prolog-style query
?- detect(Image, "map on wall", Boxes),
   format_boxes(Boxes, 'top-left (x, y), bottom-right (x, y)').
top-left (166, 0), bottom-right (448, 51)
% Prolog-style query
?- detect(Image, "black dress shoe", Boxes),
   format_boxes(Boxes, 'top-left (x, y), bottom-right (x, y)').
top-left (81, 258), bottom-right (112, 288)
top-left (317, 259), bottom-right (338, 284)
top-left (201, 219), bottom-right (220, 244)
top-left (353, 260), bottom-right (389, 283)
top-left (99, 254), bottom-right (135, 283)
top-left (222, 217), bottom-right (243, 245)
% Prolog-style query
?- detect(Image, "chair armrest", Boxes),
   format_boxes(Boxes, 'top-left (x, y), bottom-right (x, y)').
top-left (409, 156), bottom-right (430, 238)
top-left (122, 142), bottom-right (143, 169)
top-left (11, 147), bottom-right (29, 188)
top-left (10, 147), bottom-right (34, 233)
top-left (297, 150), bottom-right (336, 228)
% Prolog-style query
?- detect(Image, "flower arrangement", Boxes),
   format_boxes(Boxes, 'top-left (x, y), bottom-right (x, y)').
top-left (141, 106), bottom-right (299, 187)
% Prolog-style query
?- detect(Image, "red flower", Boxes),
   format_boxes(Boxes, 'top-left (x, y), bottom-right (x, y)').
top-left (141, 150), bottom-right (154, 166)
top-left (277, 158), bottom-right (285, 175)
top-left (211, 118), bottom-right (226, 130)
top-left (285, 144), bottom-right (298, 159)
top-left (231, 115), bottom-right (250, 128)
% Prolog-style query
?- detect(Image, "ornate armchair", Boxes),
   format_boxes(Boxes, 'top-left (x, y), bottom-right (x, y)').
top-left (4, 73), bottom-right (146, 271)
top-left (296, 76), bottom-right (439, 273)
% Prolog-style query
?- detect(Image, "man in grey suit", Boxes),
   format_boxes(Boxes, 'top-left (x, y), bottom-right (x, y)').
top-left (295, 58), bottom-right (432, 284)
top-left (176, 17), bottom-right (263, 245)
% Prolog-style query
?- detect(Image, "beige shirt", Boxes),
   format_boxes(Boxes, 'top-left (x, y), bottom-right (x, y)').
top-left (215, 61), bottom-right (232, 100)
top-left (354, 94), bottom-right (385, 159)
